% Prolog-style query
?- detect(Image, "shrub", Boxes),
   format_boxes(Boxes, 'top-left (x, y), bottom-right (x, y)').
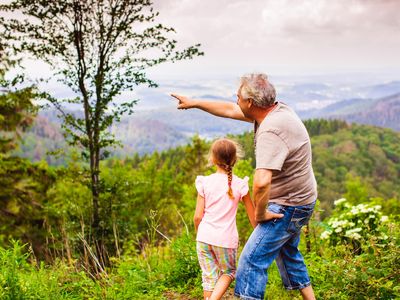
top-left (320, 198), bottom-right (390, 252)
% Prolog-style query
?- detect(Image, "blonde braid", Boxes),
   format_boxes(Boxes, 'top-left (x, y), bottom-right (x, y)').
top-left (226, 165), bottom-right (234, 199)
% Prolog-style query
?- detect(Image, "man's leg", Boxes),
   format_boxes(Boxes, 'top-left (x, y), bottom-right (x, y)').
top-left (275, 203), bottom-right (315, 299)
top-left (234, 204), bottom-right (292, 300)
top-left (275, 232), bottom-right (315, 299)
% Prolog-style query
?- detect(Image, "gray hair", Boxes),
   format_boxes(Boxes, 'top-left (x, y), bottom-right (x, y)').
top-left (239, 73), bottom-right (276, 108)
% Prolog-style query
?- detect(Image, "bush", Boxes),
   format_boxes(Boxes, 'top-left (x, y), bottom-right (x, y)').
top-left (312, 199), bottom-right (400, 299)
top-left (320, 198), bottom-right (390, 252)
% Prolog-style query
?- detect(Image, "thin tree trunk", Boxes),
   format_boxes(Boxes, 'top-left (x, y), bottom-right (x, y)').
top-left (61, 220), bottom-right (72, 264)
top-left (72, 1), bottom-right (105, 268)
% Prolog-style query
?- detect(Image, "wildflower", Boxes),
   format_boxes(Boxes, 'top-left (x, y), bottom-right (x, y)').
top-left (346, 232), bottom-right (362, 240)
top-left (380, 216), bottom-right (388, 222)
top-left (320, 231), bottom-right (331, 240)
top-left (334, 198), bottom-right (346, 206)
top-left (345, 228), bottom-right (363, 240)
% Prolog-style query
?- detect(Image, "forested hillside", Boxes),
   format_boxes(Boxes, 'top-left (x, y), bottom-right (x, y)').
top-left (1, 116), bottom-right (399, 299)
top-left (17, 92), bottom-right (400, 163)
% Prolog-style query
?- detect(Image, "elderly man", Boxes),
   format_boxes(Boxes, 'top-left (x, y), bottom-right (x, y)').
top-left (171, 73), bottom-right (317, 300)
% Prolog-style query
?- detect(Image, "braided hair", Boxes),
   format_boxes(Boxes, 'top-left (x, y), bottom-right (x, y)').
top-left (209, 138), bottom-right (242, 200)
top-left (225, 164), bottom-right (234, 199)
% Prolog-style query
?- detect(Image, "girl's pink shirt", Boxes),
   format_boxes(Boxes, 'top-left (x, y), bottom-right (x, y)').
top-left (195, 173), bottom-right (249, 249)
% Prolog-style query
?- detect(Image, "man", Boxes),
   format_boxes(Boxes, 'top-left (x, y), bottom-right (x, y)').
top-left (171, 73), bottom-right (317, 300)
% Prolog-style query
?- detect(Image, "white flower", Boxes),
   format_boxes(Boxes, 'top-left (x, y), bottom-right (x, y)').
top-left (334, 198), bottom-right (346, 206)
top-left (346, 227), bottom-right (362, 235)
top-left (330, 219), bottom-right (351, 228)
top-left (380, 216), bottom-right (389, 222)
top-left (346, 232), bottom-right (362, 240)
top-left (345, 228), bottom-right (363, 240)
top-left (320, 231), bottom-right (331, 240)
top-left (335, 227), bottom-right (343, 233)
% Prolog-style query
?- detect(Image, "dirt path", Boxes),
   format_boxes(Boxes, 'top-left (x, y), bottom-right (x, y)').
top-left (164, 288), bottom-right (236, 299)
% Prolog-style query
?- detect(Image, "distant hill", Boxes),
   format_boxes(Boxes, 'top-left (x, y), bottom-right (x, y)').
top-left (342, 93), bottom-right (400, 131)
top-left (301, 93), bottom-right (400, 131)
top-left (362, 81), bottom-right (400, 99)
top-left (111, 117), bottom-right (188, 156)
top-left (15, 107), bottom-right (252, 163)
top-left (14, 90), bottom-right (400, 163)
top-left (14, 115), bottom-right (67, 165)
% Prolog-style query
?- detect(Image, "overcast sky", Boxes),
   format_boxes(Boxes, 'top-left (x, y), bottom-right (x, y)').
top-left (147, 0), bottom-right (400, 78)
top-left (2, 0), bottom-right (399, 86)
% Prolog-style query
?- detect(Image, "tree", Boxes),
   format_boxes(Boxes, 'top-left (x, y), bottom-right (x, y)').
top-left (0, 0), bottom-right (203, 265)
top-left (0, 42), bottom-right (37, 153)
top-left (0, 43), bottom-right (55, 258)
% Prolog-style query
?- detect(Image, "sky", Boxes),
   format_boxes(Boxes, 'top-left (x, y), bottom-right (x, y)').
top-left (147, 0), bottom-right (400, 79)
top-left (4, 0), bottom-right (400, 79)
top-left (2, 0), bottom-right (400, 110)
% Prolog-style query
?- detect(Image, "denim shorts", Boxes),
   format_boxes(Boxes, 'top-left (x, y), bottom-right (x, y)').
top-left (234, 201), bottom-right (315, 300)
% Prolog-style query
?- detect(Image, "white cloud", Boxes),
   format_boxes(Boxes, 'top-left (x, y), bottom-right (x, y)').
top-left (151, 0), bottom-right (400, 77)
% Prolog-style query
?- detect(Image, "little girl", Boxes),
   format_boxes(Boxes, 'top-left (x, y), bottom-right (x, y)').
top-left (194, 138), bottom-right (256, 300)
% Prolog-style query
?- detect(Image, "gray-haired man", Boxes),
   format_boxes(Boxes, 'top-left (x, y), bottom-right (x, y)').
top-left (171, 73), bottom-right (317, 300)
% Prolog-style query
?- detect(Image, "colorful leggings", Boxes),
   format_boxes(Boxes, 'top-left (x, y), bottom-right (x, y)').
top-left (196, 241), bottom-right (237, 291)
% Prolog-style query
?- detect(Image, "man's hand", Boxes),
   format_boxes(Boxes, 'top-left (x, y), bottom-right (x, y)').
top-left (171, 93), bottom-right (194, 109)
top-left (171, 93), bottom-right (252, 122)
top-left (256, 210), bottom-right (284, 223)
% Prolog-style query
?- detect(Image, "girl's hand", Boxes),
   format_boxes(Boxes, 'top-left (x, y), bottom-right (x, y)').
top-left (171, 93), bottom-right (194, 109)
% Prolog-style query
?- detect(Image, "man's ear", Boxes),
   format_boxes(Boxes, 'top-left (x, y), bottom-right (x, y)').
top-left (248, 98), bottom-right (254, 108)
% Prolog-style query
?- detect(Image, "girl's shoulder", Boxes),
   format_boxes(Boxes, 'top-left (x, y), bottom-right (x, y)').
top-left (195, 174), bottom-right (213, 182)
top-left (233, 175), bottom-right (250, 197)
top-left (195, 174), bottom-right (219, 196)
top-left (233, 174), bottom-right (249, 184)
top-left (195, 173), bottom-right (222, 184)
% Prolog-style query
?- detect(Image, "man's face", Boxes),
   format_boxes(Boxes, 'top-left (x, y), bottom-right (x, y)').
top-left (237, 86), bottom-right (252, 118)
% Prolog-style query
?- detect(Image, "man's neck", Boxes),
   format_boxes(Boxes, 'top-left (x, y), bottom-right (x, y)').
top-left (254, 103), bottom-right (278, 125)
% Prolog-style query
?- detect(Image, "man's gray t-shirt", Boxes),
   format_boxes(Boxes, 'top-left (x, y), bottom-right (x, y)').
top-left (255, 102), bottom-right (317, 206)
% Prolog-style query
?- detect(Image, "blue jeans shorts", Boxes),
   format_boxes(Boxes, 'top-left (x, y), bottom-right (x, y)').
top-left (234, 201), bottom-right (315, 300)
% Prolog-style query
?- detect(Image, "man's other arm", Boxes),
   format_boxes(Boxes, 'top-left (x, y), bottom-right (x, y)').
top-left (253, 168), bottom-right (284, 222)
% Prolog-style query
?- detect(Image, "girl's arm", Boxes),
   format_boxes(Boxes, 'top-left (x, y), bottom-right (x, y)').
top-left (242, 192), bottom-right (257, 228)
top-left (193, 193), bottom-right (205, 232)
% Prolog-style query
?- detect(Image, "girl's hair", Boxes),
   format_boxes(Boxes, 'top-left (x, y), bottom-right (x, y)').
top-left (209, 138), bottom-right (244, 199)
